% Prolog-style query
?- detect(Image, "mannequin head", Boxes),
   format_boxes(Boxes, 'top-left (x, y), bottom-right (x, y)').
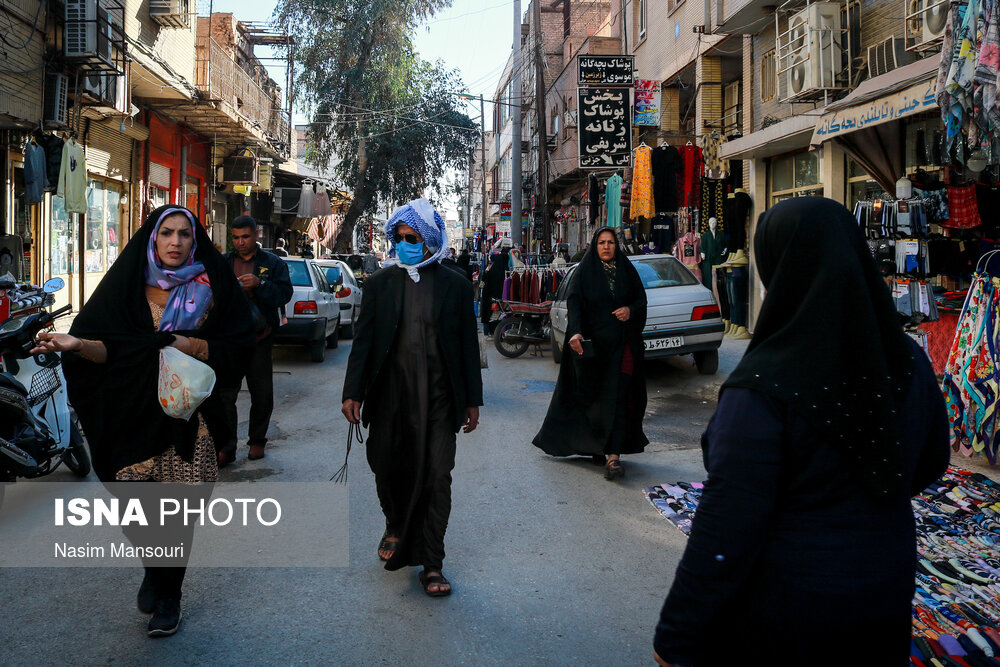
top-left (708, 217), bottom-right (718, 233)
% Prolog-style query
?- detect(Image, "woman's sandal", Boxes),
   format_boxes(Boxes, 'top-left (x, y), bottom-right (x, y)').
top-left (377, 531), bottom-right (398, 561)
top-left (605, 458), bottom-right (624, 480)
top-left (419, 570), bottom-right (452, 597)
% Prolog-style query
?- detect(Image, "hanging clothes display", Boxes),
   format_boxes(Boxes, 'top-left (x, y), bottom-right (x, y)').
top-left (724, 190), bottom-right (753, 252)
top-left (588, 174), bottom-right (600, 224)
top-left (699, 179), bottom-right (727, 233)
top-left (943, 184), bottom-right (983, 229)
top-left (24, 140), bottom-right (48, 205)
top-left (38, 132), bottom-right (64, 190)
top-left (297, 182), bottom-right (317, 218)
top-left (676, 144), bottom-right (703, 208)
top-left (937, 0), bottom-right (996, 152)
top-left (942, 252), bottom-right (1000, 461)
top-left (651, 143), bottom-right (681, 213)
top-left (630, 145), bottom-right (655, 220)
top-left (650, 214), bottom-right (676, 254)
top-left (312, 188), bottom-right (333, 216)
top-left (57, 138), bottom-right (87, 214)
top-left (673, 231), bottom-right (702, 281)
top-left (700, 130), bottom-right (729, 180)
top-left (605, 173), bottom-right (623, 228)
top-left (501, 266), bottom-right (570, 304)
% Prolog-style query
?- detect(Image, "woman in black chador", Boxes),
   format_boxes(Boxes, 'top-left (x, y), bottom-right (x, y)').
top-left (36, 205), bottom-right (254, 638)
top-left (653, 198), bottom-right (949, 667)
top-left (532, 227), bottom-right (648, 479)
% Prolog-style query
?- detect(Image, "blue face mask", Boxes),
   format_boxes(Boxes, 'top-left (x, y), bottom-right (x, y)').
top-left (396, 241), bottom-right (425, 265)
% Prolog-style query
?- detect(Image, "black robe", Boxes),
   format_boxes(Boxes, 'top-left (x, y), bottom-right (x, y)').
top-left (62, 205), bottom-right (255, 482)
top-left (342, 263), bottom-right (483, 571)
top-left (533, 228), bottom-right (649, 456)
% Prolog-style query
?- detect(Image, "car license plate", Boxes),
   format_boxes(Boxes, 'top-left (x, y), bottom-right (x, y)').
top-left (644, 336), bottom-right (683, 351)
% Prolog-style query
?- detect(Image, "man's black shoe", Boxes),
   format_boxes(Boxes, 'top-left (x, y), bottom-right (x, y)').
top-left (147, 598), bottom-right (181, 637)
top-left (137, 572), bottom-right (156, 614)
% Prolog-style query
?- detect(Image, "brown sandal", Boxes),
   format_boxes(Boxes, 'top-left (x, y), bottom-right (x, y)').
top-left (604, 458), bottom-right (624, 480)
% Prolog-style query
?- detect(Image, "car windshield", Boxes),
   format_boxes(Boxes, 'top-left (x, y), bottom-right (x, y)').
top-left (285, 261), bottom-right (312, 287)
top-left (630, 257), bottom-right (699, 288)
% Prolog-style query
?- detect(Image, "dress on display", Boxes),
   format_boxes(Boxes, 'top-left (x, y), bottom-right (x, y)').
top-left (605, 174), bottom-right (623, 228)
top-left (652, 144), bottom-right (681, 213)
top-left (630, 145), bottom-right (655, 220)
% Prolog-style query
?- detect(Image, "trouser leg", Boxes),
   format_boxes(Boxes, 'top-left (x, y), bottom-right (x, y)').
top-left (216, 375), bottom-right (243, 454)
top-left (245, 340), bottom-right (274, 448)
top-left (420, 419), bottom-right (457, 571)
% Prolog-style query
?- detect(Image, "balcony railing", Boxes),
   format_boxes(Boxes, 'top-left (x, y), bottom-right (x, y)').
top-left (196, 37), bottom-right (290, 157)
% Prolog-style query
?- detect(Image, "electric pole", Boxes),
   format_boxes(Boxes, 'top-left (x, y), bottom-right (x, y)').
top-left (480, 94), bottom-right (487, 250)
top-left (533, 0), bottom-right (549, 252)
top-left (511, 0), bottom-right (523, 247)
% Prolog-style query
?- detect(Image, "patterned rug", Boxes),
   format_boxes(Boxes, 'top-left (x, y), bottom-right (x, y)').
top-left (645, 467), bottom-right (1000, 664)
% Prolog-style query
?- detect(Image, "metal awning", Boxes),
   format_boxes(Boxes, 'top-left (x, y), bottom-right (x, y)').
top-left (810, 56), bottom-right (940, 145)
top-left (718, 113), bottom-right (821, 160)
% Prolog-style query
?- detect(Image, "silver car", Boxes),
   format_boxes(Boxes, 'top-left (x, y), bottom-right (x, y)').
top-left (313, 259), bottom-right (362, 339)
top-left (550, 254), bottom-right (724, 374)
top-left (274, 257), bottom-right (341, 363)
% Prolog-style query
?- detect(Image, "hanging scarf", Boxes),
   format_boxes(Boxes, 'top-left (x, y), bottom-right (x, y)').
top-left (144, 207), bottom-right (213, 332)
top-left (382, 198), bottom-right (448, 283)
top-left (601, 259), bottom-right (617, 297)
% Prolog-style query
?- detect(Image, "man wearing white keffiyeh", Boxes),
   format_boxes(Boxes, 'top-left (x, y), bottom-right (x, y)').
top-left (342, 198), bottom-right (483, 597)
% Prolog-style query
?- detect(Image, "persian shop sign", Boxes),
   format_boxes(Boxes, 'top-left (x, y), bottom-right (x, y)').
top-left (634, 79), bottom-right (661, 127)
top-left (577, 55), bottom-right (634, 86)
top-left (811, 78), bottom-right (937, 143)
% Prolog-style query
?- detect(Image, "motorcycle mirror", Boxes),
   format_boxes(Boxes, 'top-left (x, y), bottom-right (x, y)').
top-left (42, 278), bottom-right (65, 294)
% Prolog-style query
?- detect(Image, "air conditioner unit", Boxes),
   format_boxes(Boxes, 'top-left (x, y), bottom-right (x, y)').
top-left (867, 37), bottom-right (916, 78)
top-left (784, 2), bottom-right (843, 99)
top-left (222, 156), bottom-right (258, 184)
top-left (150, 0), bottom-right (190, 29)
top-left (77, 71), bottom-right (124, 112)
top-left (65, 0), bottom-right (114, 68)
top-left (44, 73), bottom-right (69, 126)
top-left (273, 187), bottom-right (302, 214)
top-left (907, 0), bottom-right (948, 50)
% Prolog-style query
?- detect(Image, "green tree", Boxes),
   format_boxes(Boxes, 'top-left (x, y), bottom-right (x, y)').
top-left (275, 0), bottom-right (478, 252)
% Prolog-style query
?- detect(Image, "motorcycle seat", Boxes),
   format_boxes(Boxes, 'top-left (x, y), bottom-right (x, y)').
top-left (0, 372), bottom-right (28, 396)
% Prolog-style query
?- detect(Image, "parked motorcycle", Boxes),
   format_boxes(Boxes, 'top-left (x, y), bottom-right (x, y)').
top-left (0, 277), bottom-right (90, 488)
top-left (493, 300), bottom-right (553, 359)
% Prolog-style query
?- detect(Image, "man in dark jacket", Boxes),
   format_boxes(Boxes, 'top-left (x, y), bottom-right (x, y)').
top-left (342, 199), bottom-right (482, 598)
top-left (216, 215), bottom-right (293, 464)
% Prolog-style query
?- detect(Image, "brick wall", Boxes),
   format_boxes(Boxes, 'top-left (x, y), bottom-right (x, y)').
top-left (632, 0), bottom-right (713, 82)
top-left (0, 1), bottom-right (46, 124)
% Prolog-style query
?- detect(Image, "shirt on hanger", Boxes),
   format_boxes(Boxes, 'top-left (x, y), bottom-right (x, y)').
top-left (24, 142), bottom-right (48, 205)
top-left (57, 139), bottom-right (87, 214)
top-left (606, 174), bottom-right (623, 228)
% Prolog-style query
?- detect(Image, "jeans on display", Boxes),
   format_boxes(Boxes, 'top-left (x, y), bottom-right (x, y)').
top-left (715, 268), bottom-right (730, 321)
top-left (728, 267), bottom-right (749, 327)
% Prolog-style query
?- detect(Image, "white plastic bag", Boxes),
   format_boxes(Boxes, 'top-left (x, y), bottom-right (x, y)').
top-left (158, 346), bottom-right (217, 421)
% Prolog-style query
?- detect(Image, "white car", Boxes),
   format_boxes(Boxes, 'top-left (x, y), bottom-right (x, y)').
top-left (314, 259), bottom-right (362, 338)
top-left (274, 257), bottom-right (341, 362)
top-left (550, 254), bottom-right (724, 373)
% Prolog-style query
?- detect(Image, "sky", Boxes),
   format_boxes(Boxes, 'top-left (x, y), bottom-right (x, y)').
top-left (202, 0), bottom-right (517, 125)
top-left (201, 0), bottom-right (517, 218)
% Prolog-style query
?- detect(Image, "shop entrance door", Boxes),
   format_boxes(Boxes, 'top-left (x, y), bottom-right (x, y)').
top-left (50, 195), bottom-right (82, 312)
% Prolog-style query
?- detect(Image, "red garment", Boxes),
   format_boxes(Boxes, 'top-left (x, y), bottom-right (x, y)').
top-left (621, 344), bottom-right (634, 375)
top-left (943, 184), bottom-right (982, 229)
top-left (677, 145), bottom-right (704, 208)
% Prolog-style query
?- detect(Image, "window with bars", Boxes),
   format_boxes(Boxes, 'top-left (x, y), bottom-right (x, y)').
top-left (760, 50), bottom-right (777, 102)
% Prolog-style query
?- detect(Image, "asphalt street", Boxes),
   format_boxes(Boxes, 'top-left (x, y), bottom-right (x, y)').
top-left (3, 337), bottom-right (743, 666)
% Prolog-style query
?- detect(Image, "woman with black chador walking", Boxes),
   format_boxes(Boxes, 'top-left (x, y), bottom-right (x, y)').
top-left (479, 247), bottom-right (507, 336)
top-left (532, 227), bottom-right (648, 479)
top-left (653, 198), bottom-right (949, 667)
top-left (36, 205), bottom-right (254, 638)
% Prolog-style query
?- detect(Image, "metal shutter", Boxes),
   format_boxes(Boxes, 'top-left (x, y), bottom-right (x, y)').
top-left (149, 161), bottom-right (171, 188)
top-left (86, 122), bottom-right (133, 181)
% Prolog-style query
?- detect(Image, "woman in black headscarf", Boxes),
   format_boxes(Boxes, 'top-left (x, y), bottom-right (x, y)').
top-left (35, 205), bottom-right (254, 638)
top-left (479, 247), bottom-right (508, 336)
top-left (653, 198), bottom-right (949, 667)
top-left (532, 227), bottom-right (648, 479)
